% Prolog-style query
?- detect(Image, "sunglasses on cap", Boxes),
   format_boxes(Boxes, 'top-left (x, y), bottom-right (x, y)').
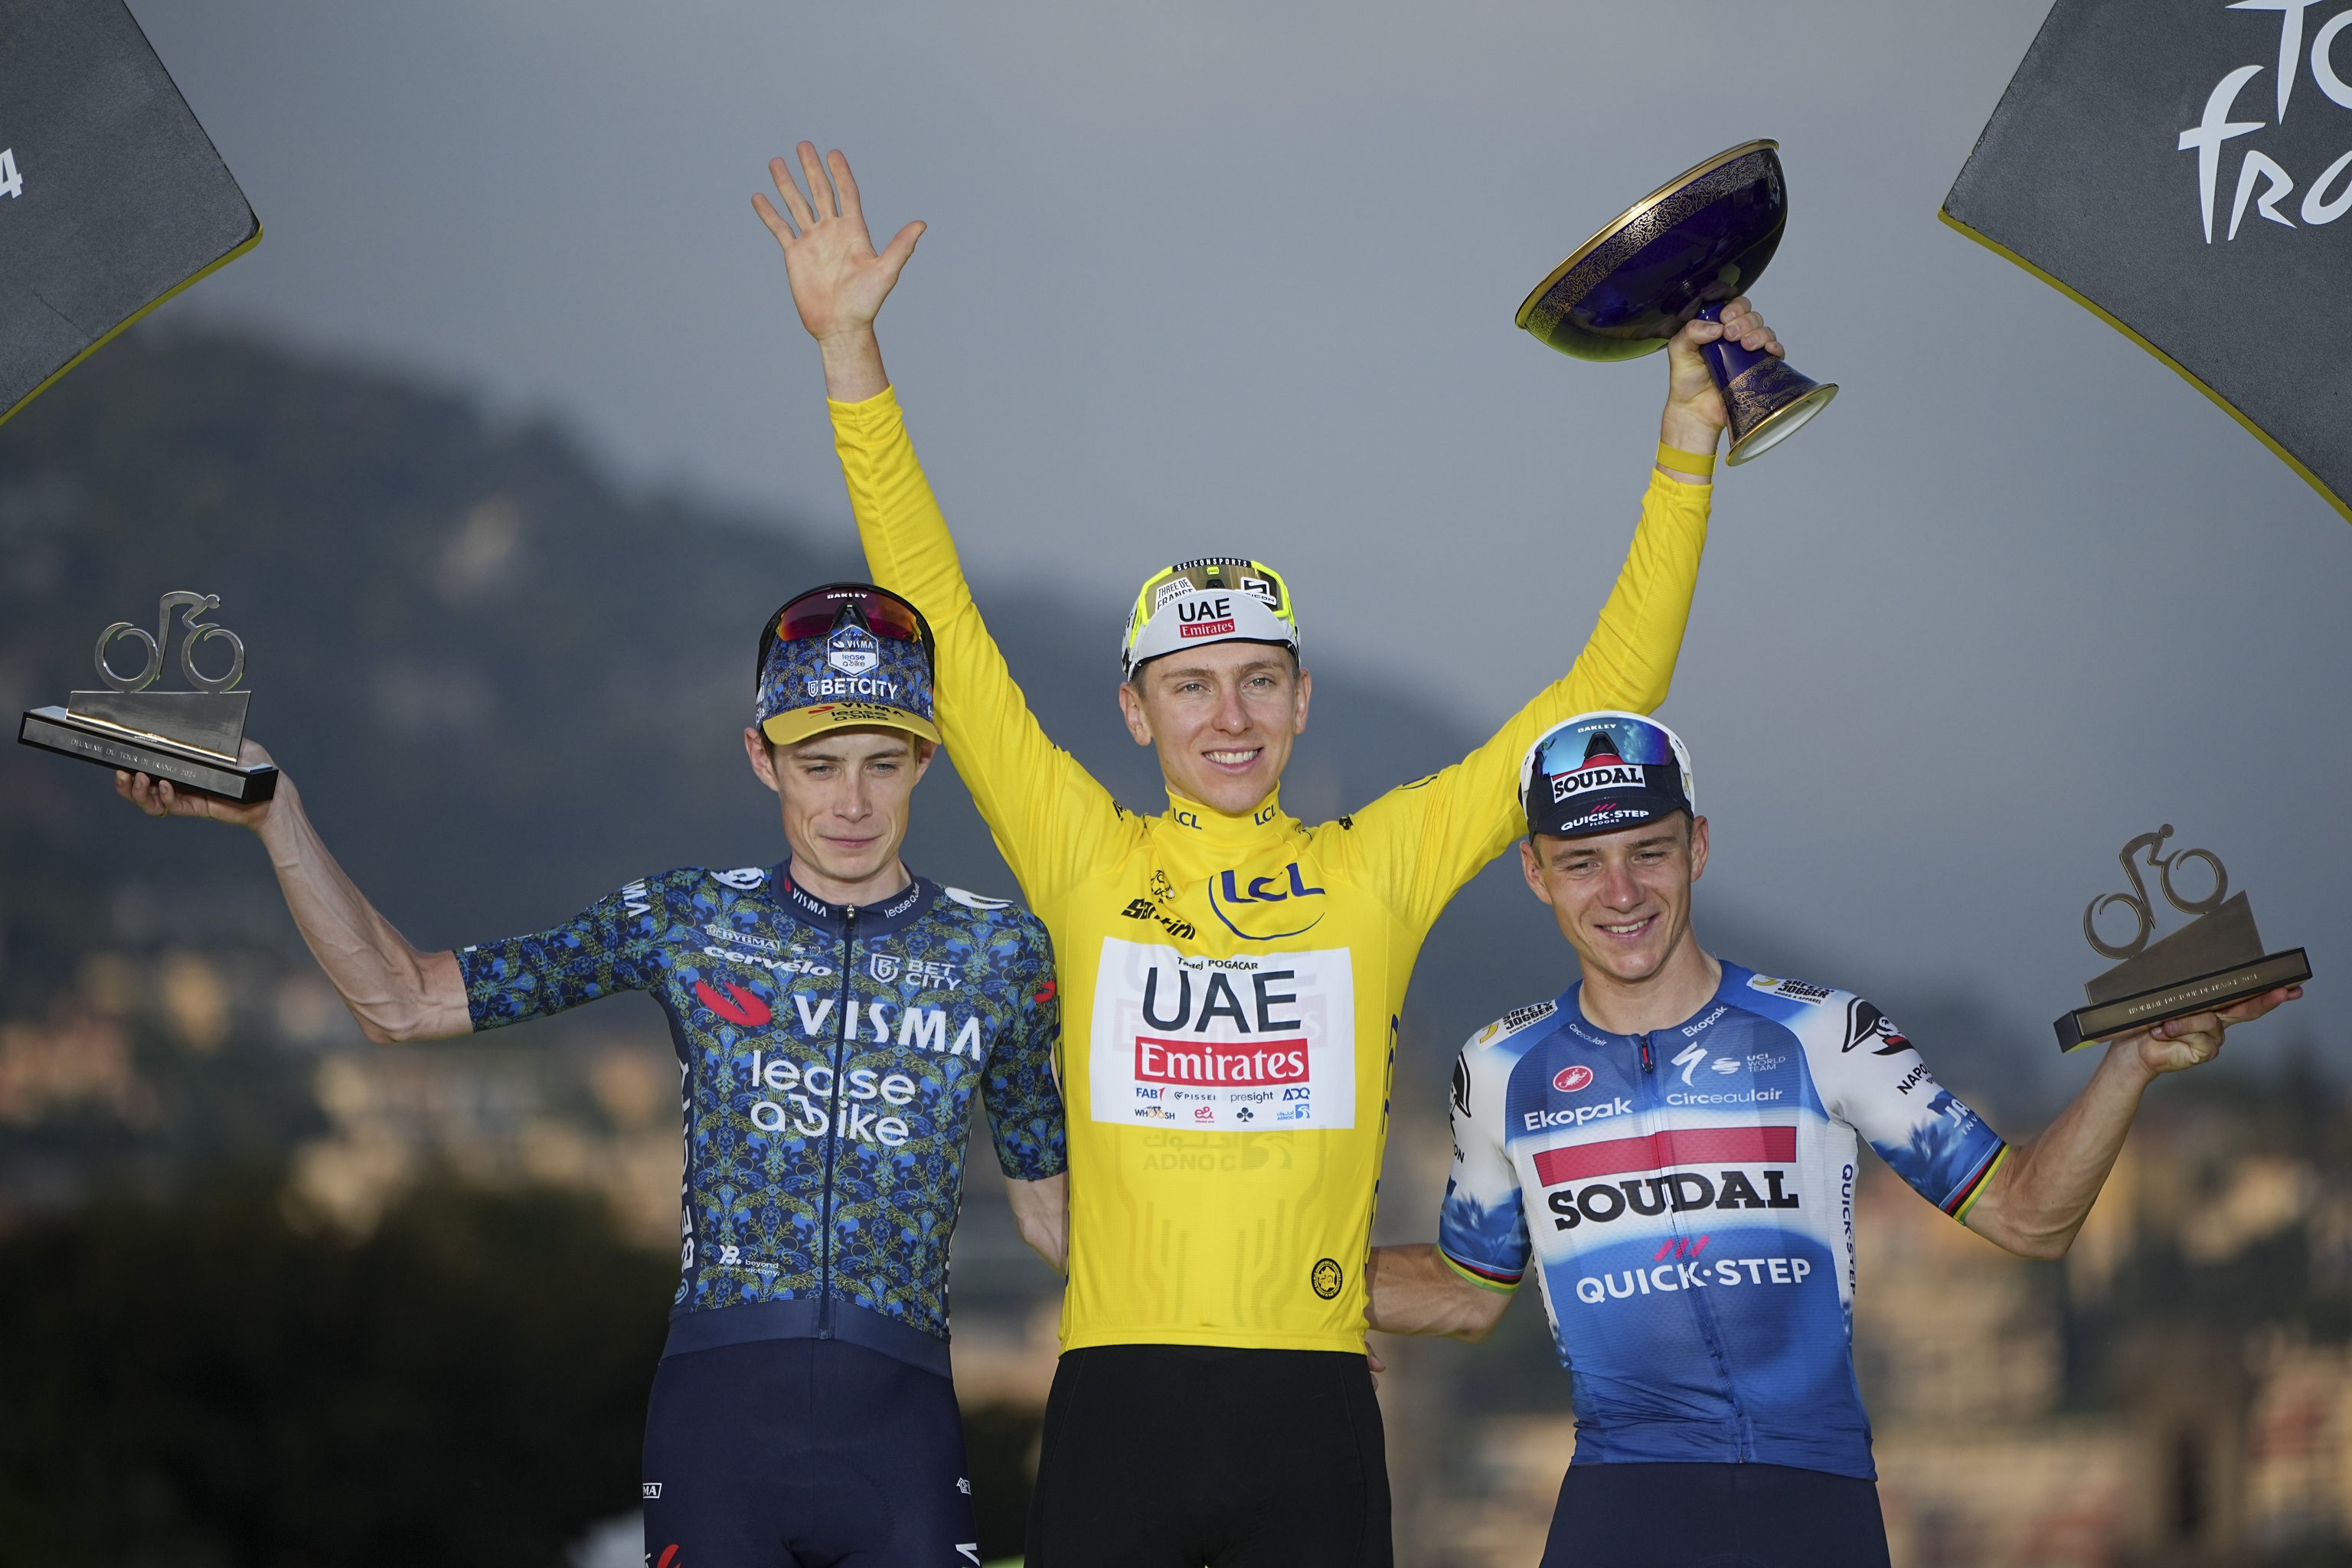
top-left (756, 583), bottom-right (935, 678)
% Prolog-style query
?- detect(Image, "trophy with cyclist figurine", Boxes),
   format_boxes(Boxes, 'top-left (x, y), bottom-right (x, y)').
top-left (2055, 825), bottom-right (2310, 1052)
top-left (17, 589), bottom-right (278, 803)
top-left (1515, 139), bottom-right (1838, 466)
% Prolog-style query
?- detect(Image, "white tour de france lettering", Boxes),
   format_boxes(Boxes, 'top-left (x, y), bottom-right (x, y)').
top-left (2179, 4), bottom-right (2352, 241)
top-left (1089, 936), bottom-right (1355, 1129)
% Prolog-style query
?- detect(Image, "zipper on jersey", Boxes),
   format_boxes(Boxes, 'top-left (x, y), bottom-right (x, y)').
top-left (818, 903), bottom-right (856, 1338)
top-left (1642, 1024), bottom-right (1753, 1461)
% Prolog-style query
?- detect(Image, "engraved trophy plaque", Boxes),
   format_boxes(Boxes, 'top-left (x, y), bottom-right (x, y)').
top-left (17, 590), bottom-right (277, 802)
top-left (2054, 826), bottom-right (2309, 1052)
top-left (1515, 139), bottom-right (1838, 466)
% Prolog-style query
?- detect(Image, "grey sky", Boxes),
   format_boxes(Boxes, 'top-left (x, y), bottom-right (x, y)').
top-left (127, 0), bottom-right (2350, 1066)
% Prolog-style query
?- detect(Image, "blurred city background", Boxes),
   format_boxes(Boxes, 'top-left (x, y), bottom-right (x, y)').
top-left (9, 0), bottom-right (2352, 1562)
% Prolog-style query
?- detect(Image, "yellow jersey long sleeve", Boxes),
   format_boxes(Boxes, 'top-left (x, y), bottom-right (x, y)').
top-left (830, 387), bottom-right (1711, 1354)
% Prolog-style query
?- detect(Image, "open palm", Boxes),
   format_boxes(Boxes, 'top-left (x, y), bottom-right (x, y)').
top-left (753, 143), bottom-right (924, 343)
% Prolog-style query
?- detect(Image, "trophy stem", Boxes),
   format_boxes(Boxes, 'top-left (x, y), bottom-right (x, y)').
top-left (1696, 303), bottom-right (1838, 465)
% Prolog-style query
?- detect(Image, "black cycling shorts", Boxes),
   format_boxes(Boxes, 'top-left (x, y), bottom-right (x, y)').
top-left (1025, 1344), bottom-right (1390, 1568)
top-left (642, 1338), bottom-right (978, 1567)
top-left (1540, 1461), bottom-right (1891, 1568)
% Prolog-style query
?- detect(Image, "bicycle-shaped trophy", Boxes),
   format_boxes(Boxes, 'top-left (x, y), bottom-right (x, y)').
top-left (17, 590), bottom-right (278, 802)
top-left (2056, 825), bottom-right (2309, 1050)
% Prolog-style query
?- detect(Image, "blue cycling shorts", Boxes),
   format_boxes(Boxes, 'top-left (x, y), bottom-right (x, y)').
top-left (1540, 1461), bottom-right (1890, 1568)
top-left (642, 1338), bottom-right (978, 1567)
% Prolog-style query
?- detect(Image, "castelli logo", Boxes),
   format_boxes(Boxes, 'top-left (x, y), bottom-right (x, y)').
top-left (694, 978), bottom-right (772, 1028)
top-left (1553, 1064), bottom-right (1595, 1093)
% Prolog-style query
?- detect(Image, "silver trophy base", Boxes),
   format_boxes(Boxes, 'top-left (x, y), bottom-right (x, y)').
top-left (2054, 948), bottom-right (2311, 1053)
top-left (18, 705), bottom-right (278, 803)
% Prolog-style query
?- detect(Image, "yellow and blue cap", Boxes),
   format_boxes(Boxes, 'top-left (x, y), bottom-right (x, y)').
top-left (755, 583), bottom-right (939, 747)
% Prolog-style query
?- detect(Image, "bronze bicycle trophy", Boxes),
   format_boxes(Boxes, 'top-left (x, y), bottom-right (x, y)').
top-left (1517, 140), bottom-right (1837, 465)
top-left (2055, 825), bottom-right (2309, 1052)
top-left (18, 589), bottom-right (278, 803)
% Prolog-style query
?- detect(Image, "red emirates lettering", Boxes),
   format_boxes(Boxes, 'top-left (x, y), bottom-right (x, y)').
top-left (1179, 618), bottom-right (1237, 639)
top-left (1135, 1036), bottom-right (1308, 1086)
top-left (1534, 1126), bottom-right (1796, 1187)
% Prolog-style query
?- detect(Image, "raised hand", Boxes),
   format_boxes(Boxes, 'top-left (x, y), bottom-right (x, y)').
top-left (754, 144), bottom-right (924, 360)
top-left (1659, 296), bottom-right (1782, 458)
top-left (2128, 983), bottom-right (2303, 1076)
top-left (116, 738), bottom-right (276, 830)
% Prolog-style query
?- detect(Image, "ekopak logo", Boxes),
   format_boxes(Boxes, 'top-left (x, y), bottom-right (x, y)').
top-left (694, 978), bottom-right (772, 1028)
top-left (1553, 1063), bottom-right (1595, 1093)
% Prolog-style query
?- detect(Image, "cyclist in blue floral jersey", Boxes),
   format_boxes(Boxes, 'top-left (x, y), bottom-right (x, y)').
top-left (117, 581), bottom-right (1067, 1567)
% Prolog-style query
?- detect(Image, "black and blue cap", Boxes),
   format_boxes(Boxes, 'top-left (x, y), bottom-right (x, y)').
top-left (1518, 710), bottom-right (1695, 838)
top-left (754, 583), bottom-right (939, 746)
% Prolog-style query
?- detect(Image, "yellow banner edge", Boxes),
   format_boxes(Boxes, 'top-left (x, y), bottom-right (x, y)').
top-left (1936, 207), bottom-right (2351, 528)
top-left (0, 219), bottom-right (265, 431)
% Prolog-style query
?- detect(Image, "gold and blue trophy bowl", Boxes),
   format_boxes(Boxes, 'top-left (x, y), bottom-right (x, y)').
top-left (1516, 140), bottom-right (1836, 466)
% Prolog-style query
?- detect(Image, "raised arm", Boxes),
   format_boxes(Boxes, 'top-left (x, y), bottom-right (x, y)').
top-left (756, 144), bottom-right (1129, 903)
top-left (753, 142), bottom-right (921, 406)
top-left (1964, 985), bottom-right (2301, 1258)
top-left (116, 746), bottom-right (469, 1043)
top-left (1345, 308), bottom-right (1783, 929)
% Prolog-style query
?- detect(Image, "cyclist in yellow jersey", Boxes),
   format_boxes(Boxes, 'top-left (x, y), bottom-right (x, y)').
top-left (756, 142), bottom-right (1788, 1568)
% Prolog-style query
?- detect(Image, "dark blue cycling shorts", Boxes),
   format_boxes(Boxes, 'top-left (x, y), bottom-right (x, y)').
top-left (642, 1337), bottom-right (978, 1567)
top-left (1540, 1462), bottom-right (1890, 1568)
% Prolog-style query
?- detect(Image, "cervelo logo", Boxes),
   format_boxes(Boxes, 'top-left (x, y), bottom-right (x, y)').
top-left (2180, 6), bottom-right (2352, 242)
top-left (1552, 1063), bottom-right (1595, 1093)
top-left (1550, 763), bottom-right (1648, 804)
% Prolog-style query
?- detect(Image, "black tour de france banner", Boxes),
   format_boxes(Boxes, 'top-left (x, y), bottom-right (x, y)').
top-left (1944, 0), bottom-right (2352, 525)
top-left (0, 0), bottom-right (260, 426)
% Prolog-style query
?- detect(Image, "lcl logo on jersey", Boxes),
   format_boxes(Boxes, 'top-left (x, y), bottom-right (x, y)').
top-left (1208, 861), bottom-right (1326, 940)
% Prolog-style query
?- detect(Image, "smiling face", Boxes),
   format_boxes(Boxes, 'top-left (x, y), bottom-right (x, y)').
top-left (743, 724), bottom-right (935, 903)
top-left (1521, 813), bottom-right (1710, 989)
top-left (1116, 642), bottom-right (1311, 816)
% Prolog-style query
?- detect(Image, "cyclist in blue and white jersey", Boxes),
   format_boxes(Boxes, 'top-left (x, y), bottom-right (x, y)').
top-left (1365, 711), bottom-right (2301, 1568)
top-left (116, 581), bottom-right (1066, 1568)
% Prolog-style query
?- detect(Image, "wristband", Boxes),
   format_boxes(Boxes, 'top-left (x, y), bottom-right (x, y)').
top-left (1654, 443), bottom-right (1717, 477)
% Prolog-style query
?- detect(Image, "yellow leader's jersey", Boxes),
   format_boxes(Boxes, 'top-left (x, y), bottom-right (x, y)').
top-left (829, 387), bottom-right (1711, 1355)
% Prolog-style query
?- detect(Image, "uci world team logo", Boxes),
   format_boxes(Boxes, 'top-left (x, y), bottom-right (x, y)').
top-left (828, 623), bottom-right (880, 676)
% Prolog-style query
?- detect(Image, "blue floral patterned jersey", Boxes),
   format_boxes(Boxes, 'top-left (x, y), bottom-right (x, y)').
top-left (459, 864), bottom-right (1064, 1377)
